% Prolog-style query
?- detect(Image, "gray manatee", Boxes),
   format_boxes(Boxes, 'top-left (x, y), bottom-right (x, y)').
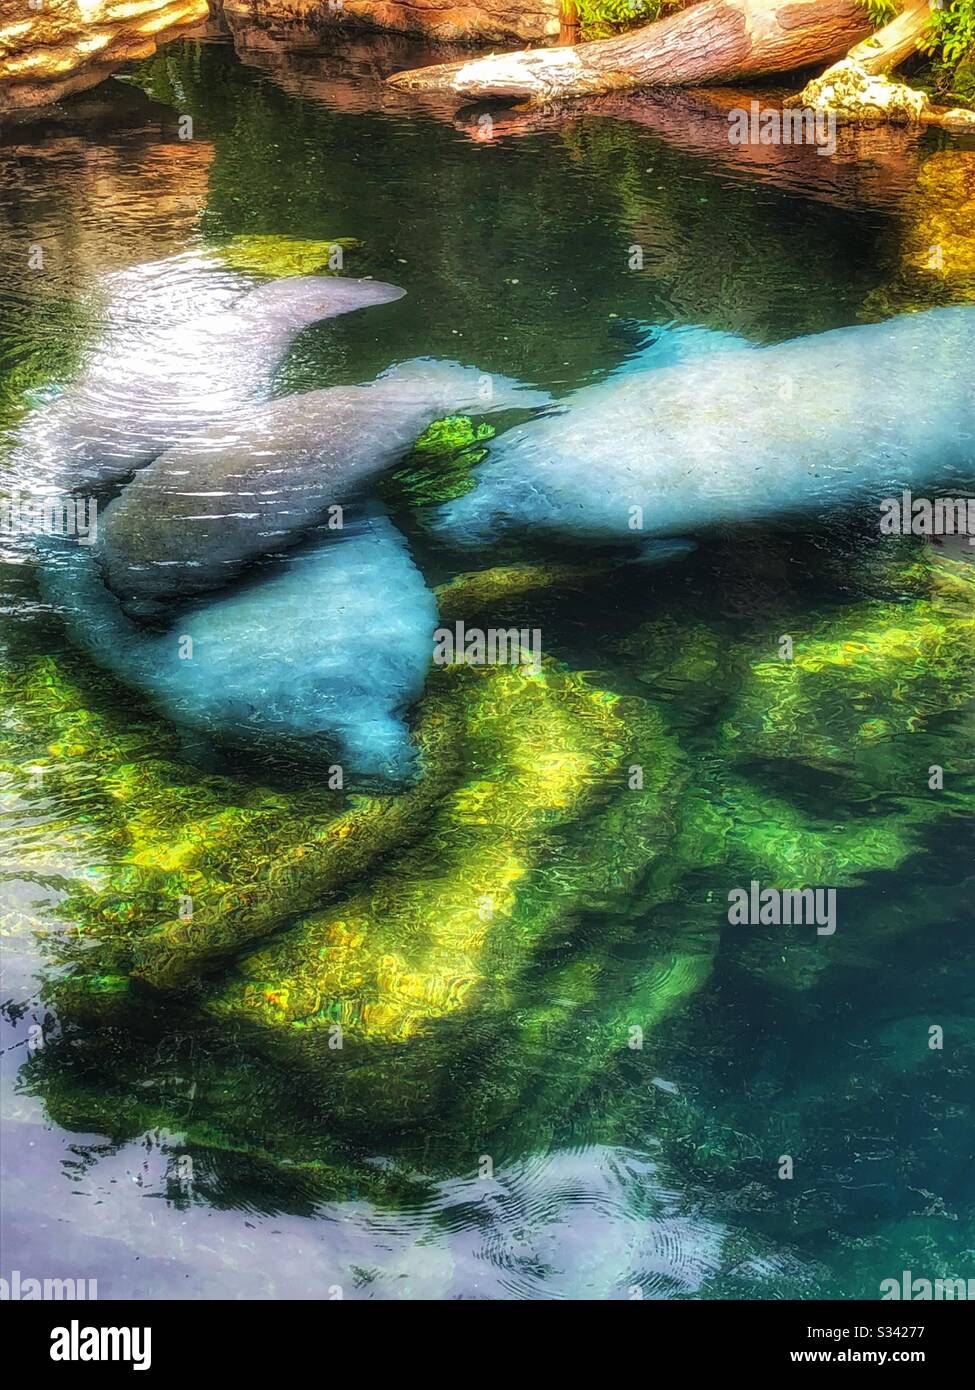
top-left (39, 515), bottom-right (437, 782)
top-left (95, 359), bottom-right (551, 610)
top-left (430, 307), bottom-right (975, 553)
top-left (13, 275), bottom-right (405, 492)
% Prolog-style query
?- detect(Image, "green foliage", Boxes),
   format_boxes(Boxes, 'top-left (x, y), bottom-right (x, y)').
top-left (575, 0), bottom-right (680, 37)
top-left (923, 0), bottom-right (975, 69)
top-left (921, 1), bottom-right (975, 101)
top-left (863, 0), bottom-right (898, 27)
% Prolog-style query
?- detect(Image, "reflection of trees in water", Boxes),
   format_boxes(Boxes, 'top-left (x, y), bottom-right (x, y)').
top-left (0, 83), bottom-right (213, 432)
top-left (127, 39), bottom-right (899, 378)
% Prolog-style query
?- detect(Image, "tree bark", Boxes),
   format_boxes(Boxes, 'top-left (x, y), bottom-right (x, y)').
top-left (846, 0), bottom-right (932, 75)
top-left (386, 0), bottom-right (876, 100)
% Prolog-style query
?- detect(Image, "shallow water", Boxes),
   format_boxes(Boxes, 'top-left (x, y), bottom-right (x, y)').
top-left (1, 36), bottom-right (973, 1300)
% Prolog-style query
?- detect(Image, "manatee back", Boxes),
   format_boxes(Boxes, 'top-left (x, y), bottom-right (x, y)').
top-left (160, 517), bottom-right (437, 780)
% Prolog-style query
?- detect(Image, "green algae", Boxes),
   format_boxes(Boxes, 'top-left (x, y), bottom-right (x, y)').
top-left (20, 653), bottom-right (705, 1167)
top-left (0, 651), bottom-right (458, 995)
top-left (206, 234), bottom-right (362, 279)
top-left (385, 414), bottom-right (495, 509)
top-left (8, 543), bottom-right (975, 1184)
top-left (204, 655), bottom-right (670, 1134)
top-left (720, 552), bottom-right (975, 774)
top-left (866, 150), bottom-right (975, 318)
top-left (0, 296), bottom-right (94, 442)
top-left (436, 557), bottom-right (617, 617)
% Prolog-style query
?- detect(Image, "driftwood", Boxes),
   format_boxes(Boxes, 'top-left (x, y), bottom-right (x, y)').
top-left (386, 0), bottom-right (876, 101)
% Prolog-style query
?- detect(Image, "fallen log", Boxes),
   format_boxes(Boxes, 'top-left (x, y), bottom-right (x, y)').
top-left (845, 0), bottom-right (932, 74)
top-left (385, 0), bottom-right (876, 100)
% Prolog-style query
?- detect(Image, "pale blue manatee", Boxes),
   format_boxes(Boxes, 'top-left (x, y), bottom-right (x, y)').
top-left (95, 359), bottom-right (551, 611)
top-left (39, 515), bottom-right (437, 781)
top-left (430, 307), bottom-right (975, 555)
top-left (12, 274), bottom-right (405, 492)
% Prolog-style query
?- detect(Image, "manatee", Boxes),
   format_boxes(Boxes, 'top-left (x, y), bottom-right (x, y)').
top-left (13, 275), bottom-right (405, 492)
top-left (38, 514), bottom-right (437, 781)
top-left (95, 359), bottom-right (551, 611)
top-left (430, 307), bottom-right (975, 554)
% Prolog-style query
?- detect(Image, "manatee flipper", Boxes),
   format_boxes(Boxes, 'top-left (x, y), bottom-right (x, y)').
top-left (11, 270), bottom-right (406, 493)
top-left (610, 322), bottom-right (756, 380)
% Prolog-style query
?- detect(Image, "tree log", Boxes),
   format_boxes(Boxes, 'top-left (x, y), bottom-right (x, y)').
top-left (846, 0), bottom-right (932, 75)
top-left (386, 0), bottom-right (876, 100)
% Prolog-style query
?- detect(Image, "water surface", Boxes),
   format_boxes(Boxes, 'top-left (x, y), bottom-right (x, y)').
top-left (1, 36), bottom-right (973, 1301)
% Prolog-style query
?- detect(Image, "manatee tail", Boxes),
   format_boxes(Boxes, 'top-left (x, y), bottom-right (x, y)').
top-left (378, 358), bottom-right (552, 414)
top-left (239, 275), bottom-right (406, 320)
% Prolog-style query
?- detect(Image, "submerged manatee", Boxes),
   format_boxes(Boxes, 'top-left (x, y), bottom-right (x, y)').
top-left (14, 276), bottom-right (405, 491)
top-left (95, 360), bottom-right (551, 610)
top-left (431, 307), bottom-right (975, 554)
top-left (39, 516), bottom-right (437, 780)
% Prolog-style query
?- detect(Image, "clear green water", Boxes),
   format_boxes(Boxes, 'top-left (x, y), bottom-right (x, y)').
top-left (1, 37), bottom-right (973, 1300)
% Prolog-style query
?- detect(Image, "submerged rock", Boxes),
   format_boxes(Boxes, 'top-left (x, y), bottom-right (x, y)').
top-left (8, 541), bottom-right (973, 1183)
top-left (0, 648), bottom-right (460, 992)
top-left (721, 552), bottom-right (975, 773)
top-left (866, 150), bottom-right (975, 317)
top-left (207, 234), bottom-right (361, 278)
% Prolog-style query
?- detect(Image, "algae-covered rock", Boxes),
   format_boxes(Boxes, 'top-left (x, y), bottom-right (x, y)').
top-left (720, 552), bottom-right (975, 773)
top-left (14, 627), bottom-right (707, 1161)
top-left (436, 557), bottom-right (617, 618)
top-left (10, 537), bottom-right (975, 1186)
top-left (0, 651), bottom-right (457, 994)
top-left (24, 656), bottom-right (708, 1161)
top-left (205, 655), bottom-right (674, 1130)
top-left (384, 413), bottom-right (495, 509)
top-left (867, 150), bottom-right (975, 316)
